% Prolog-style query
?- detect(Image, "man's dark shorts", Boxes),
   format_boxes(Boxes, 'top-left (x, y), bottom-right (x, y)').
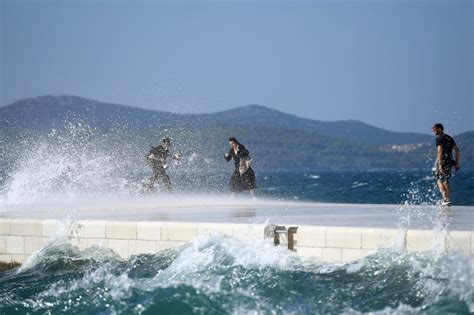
top-left (434, 166), bottom-right (452, 183)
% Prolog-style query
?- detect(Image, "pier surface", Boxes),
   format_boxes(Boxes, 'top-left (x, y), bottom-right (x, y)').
top-left (0, 198), bottom-right (472, 231)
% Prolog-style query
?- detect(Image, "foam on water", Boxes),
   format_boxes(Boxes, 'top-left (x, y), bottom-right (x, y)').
top-left (1, 220), bottom-right (472, 314)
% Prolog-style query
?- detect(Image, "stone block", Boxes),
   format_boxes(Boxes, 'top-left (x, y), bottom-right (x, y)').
top-left (108, 239), bottom-right (129, 258)
top-left (106, 221), bottom-right (137, 239)
top-left (197, 223), bottom-right (234, 236)
top-left (6, 236), bottom-right (24, 254)
top-left (42, 220), bottom-right (61, 237)
top-left (0, 219), bottom-right (11, 235)
top-left (77, 220), bottom-right (107, 238)
top-left (321, 248), bottom-right (342, 261)
top-left (11, 219), bottom-right (42, 236)
top-left (137, 222), bottom-right (162, 240)
top-left (24, 237), bottom-right (43, 255)
top-left (0, 254), bottom-right (12, 263)
top-left (0, 235), bottom-right (6, 253)
top-left (406, 230), bottom-right (437, 252)
top-left (161, 222), bottom-right (197, 241)
top-left (446, 231), bottom-right (471, 256)
top-left (297, 246), bottom-right (323, 258)
top-left (129, 240), bottom-right (156, 256)
top-left (296, 226), bottom-right (326, 247)
top-left (362, 228), bottom-right (402, 250)
top-left (326, 227), bottom-right (362, 249)
top-left (471, 232), bottom-right (474, 256)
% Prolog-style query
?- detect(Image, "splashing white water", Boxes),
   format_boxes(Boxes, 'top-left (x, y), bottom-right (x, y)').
top-left (0, 123), bottom-right (145, 206)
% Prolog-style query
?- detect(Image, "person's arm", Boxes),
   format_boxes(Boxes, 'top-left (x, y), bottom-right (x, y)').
top-left (437, 144), bottom-right (444, 173)
top-left (224, 148), bottom-right (232, 161)
top-left (147, 147), bottom-right (157, 160)
top-left (454, 145), bottom-right (461, 171)
top-left (238, 145), bottom-right (250, 157)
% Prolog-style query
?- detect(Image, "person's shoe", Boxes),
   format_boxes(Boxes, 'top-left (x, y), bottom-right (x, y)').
top-left (441, 199), bottom-right (452, 207)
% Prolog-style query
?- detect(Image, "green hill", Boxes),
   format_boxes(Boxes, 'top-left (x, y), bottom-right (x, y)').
top-left (0, 95), bottom-right (471, 172)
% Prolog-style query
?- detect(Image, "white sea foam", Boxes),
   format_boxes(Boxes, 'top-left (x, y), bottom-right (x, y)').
top-left (0, 124), bottom-right (144, 207)
top-left (351, 181), bottom-right (368, 188)
top-left (10, 218), bottom-right (472, 314)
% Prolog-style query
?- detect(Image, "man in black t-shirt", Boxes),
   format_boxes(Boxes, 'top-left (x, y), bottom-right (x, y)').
top-left (432, 123), bottom-right (461, 206)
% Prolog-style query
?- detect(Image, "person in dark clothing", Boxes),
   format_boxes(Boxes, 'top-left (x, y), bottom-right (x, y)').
top-left (224, 137), bottom-right (256, 197)
top-left (146, 137), bottom-right (180, 192)
top-left (432, 123), bottom-right (461, 206)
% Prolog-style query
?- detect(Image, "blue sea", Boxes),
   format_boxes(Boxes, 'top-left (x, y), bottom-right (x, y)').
top-left (194, 170), bottom-right (474, 206)
top-left (257, 170), bottom-right (474, 206)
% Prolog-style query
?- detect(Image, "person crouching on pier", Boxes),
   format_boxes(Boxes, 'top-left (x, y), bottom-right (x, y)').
top-left (224, 137), bottom-right (256, 198)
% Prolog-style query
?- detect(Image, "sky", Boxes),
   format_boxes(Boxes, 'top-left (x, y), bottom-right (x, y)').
top-left (1, 0), bottom-right (472, 134)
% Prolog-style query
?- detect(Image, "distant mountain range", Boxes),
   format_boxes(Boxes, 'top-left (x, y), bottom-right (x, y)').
top-left (1, 95), bottom-right (433, 146)
top-left (1, 95), bottom-right (472, 171)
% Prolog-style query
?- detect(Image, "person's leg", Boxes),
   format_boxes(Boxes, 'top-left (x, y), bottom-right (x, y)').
top-left (249, 189), bottom-right (257, 200)
top-left (155, 169), bottom-right (172, 192)
top-left (443, 182), bottom-right (451, 201)
top-left (146, 171), bottom-right (158, 191)
top-left (162, 173), bottom-right (172, 192)
top-left (230, 171), bottom-right (241, 193)
top-left (437, 180), bottom-right (447, 200)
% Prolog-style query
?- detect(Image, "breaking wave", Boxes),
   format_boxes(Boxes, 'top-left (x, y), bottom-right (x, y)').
top-left (0, 224), bottom-right (472, 314)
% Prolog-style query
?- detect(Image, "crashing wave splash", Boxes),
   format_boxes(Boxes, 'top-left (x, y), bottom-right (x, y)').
top-left (1, 221), bottom-right (472, 315)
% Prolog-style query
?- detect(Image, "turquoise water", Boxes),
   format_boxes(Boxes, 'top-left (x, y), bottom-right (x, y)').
top-left (1, 230), bottom-right (472, 314)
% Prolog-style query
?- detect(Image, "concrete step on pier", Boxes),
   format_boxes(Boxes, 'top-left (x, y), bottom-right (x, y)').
top-left (0, 198), bottom-right (472, 265)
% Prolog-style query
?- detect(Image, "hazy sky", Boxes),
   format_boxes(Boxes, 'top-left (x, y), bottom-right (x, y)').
top-left (1, 0), bottom-right (472, 134)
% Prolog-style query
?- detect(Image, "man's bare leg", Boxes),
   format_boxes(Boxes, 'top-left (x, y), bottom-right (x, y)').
top-left (437, 180), bottom-right (451, 205)
top-left (442, 182), bottom-right (451, 201)
top-left (437, 180), bottom-right (447, 200)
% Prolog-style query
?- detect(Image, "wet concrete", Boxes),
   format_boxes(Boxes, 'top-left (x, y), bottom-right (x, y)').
top-left (1, 196), bottom-right (472, 231)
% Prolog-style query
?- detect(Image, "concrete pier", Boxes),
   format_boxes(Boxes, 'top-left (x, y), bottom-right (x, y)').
top-left (0, 198), bottom-right (472, 265)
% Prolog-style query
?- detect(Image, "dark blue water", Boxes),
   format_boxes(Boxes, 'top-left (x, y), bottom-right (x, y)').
top-left (1, 232), bottom-right (472, 314)
top-left (255, 170), bottom-right (474, 206)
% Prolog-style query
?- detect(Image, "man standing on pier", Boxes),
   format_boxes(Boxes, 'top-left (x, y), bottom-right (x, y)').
top-left (432, 123), bottom-right (461, 206)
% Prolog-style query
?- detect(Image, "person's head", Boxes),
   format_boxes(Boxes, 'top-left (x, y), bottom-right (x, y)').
top-left (432, 123), bottom-right (444, 136)
top-left (228, 137), bottom-right (238, 148)
top-left (162, 137), bottom-right (171, 148)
